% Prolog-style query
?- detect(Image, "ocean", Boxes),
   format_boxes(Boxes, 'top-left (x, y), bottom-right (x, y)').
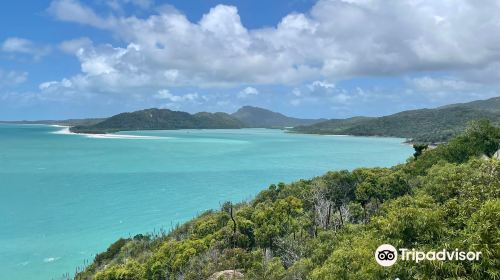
top-left (0, 124), bottom-right (413, 279)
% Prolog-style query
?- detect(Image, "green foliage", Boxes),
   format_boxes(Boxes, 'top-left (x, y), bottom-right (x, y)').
top-left (252, 196), bottom-right (304, 249)
top-left (94, 261), bottom-right (145, 280)
top-left (373, 194), bottom-right (445, 246)
top-left (146, 238), bottom-right (211, 279)
top-left (94, 239), bottom-right (130, 266)
top-left (77, 121), bottom-right (500, 280)
top-left (408, 120), bottom-right (500, 175)
top-left (245, 257), bottom-right (286, 280)
top-left (464, 199), bottom-right (500, 279)
top-left (310, 231), bottom-right (387, 280)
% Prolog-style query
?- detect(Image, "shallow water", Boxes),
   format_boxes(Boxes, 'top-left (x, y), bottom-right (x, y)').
top-left (0, 124), bottom-right (413, 279)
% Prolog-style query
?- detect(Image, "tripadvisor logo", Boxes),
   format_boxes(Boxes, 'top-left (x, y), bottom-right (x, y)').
top-left (375, 244), bottom-right (398, 266)
top-left (375, 244), bottom-right (482, 267)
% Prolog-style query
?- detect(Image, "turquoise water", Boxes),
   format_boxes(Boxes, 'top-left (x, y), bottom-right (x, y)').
top-left (0, 124), bottom-right (413, 279)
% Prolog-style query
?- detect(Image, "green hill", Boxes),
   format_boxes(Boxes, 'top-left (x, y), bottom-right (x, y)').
top-left (292, 96), bottom-right (500, 143)
top-left (70, 108), bottom-right (245, 134)
top-left (441, 95), bottom-right (500, 112)
top-left (75, 121), bottom-right (500, 280)
top-left (232, 106), bottom-right (325, 128)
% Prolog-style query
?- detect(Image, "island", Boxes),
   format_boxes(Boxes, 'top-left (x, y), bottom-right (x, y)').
top-left (292, 96), bottom-right (500, 143)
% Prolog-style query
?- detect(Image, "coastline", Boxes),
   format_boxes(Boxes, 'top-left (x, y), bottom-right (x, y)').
top-left (49, 125), bottom-right (164, 140)
top-left (56, 124), bottom-right (413, 144)
top-left (286, 128), bottom-right (412, 145)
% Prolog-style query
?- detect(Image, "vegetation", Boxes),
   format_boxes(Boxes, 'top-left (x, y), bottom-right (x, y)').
top-left (231, 106), bottom-right (324, 128)
top-left (75, 120), bottom-right (500, 279)
top-left (70, 109), bottom-right (245, 134)
top-left (292, 96), bottom-right (500, 143)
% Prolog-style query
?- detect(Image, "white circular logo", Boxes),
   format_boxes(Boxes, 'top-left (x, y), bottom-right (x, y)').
top-left (375, 244), bottom-right (398, 266)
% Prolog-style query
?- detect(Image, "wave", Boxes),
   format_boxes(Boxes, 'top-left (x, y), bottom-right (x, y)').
top-left (43, 257), bottom-right (60, 263)
top-left (51, 126), bottom-right (71, 135)
top-left (85, 134), bottom-right (165, 140)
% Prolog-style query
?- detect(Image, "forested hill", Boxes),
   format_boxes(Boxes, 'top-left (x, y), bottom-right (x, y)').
top-left (69, 106), bottom-right (325, 133)
top-left (70, 108), bottom-right (245, 134)
top-left (232, 106), bottom-right (325, 128)
top-left (292, 96), bottom-right (500, 143)
top-left (75, 120), bottom-right (500, 280)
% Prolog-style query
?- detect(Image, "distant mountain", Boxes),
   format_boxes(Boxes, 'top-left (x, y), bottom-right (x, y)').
top-left (232, 106), bottom-right (325, 128)
top-left (292, 96), bottom-right (500, 143)
top-left (70, 108), bottom-right (245, 134)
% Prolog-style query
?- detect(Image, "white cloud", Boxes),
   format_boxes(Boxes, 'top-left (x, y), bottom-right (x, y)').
top-left (59, 37), bottom-right (92, 54)
top-left (2, 37), bottom-right (33, 53)
top-left (308, 80), bottom-right (335, 91)
top-left (238, 86), bottom-right (259, 98)
top-left (44, 0), bottom-right (500, 96)
top-left (105, 0), bottom-right (154, 11)
top-left (409, 76), bottom-right (478, 92)
top-left (39, 81), bottom-right (58, 90)
top-left (39, 79), bottom-right (72, 91)
top-left (48, 0), bottom-right (115, 28)
top-left (154, 89), bottom-right (199, 103)
top-left (1, 37), bottom-right (50, 59)
top-left (0, 69), bottom-right (28, 88)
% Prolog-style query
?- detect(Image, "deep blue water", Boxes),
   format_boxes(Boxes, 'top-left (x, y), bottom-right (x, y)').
top-left (0, 124), bottom-right (413, 279)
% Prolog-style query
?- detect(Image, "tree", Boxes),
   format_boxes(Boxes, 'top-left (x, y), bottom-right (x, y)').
top-left (323, 170), bottom-right (356, 227)
top-left (412, 143), bottom-right (428, 159)
top-left (252, 196), bottom-right (303, 250)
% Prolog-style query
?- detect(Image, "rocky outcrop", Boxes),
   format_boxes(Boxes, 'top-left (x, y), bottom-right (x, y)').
top-left (208, 270), bottom-right (244, 280)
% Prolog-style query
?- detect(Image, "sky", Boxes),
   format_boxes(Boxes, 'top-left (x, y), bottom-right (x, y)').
top-left (1, 0), bottom-right (500, 120)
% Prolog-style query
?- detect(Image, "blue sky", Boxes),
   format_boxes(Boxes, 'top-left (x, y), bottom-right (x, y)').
top-left (1, 0), bottom-right (499, 120)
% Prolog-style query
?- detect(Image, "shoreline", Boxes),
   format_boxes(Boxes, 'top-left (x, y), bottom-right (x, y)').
top-left (50, 125), bottom-right (165, 140)
top-left (286, 129), bottom-right (413, 145)
top-left (50, 125), bottom-right (415, 144)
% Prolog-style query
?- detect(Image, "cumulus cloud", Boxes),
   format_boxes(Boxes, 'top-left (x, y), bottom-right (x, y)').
top-left (238, 86), bottom-right (259, 98)
top-left (0, 69), bottom-right (28, 88)
top-left (42, 0), bottom-right (500, 96)
top-left (1, 37), bottom-right (50, 59)
top-left (154, 89), bottom-right (200, 103)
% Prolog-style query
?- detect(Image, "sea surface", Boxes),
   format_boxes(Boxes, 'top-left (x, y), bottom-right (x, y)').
top-left (0, 124), bottom-right (413, 279)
